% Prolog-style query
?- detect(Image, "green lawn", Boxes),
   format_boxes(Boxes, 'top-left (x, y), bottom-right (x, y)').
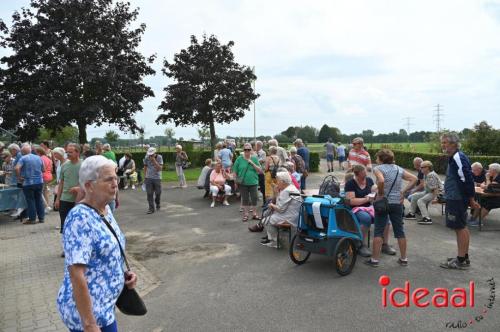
top-left (307, 142), bottom-right (435, 154)
top-left (161, 168), bottom-right (201, 182)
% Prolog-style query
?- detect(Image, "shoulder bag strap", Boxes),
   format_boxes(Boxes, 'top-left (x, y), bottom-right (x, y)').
top-left (386, 167), bottom-right (400, 197)
top-left (80, 203), bottom-right (130, 271)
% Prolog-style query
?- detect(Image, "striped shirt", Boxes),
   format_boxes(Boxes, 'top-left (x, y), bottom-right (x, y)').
top-left (348, 149), bottom-right (371, 167)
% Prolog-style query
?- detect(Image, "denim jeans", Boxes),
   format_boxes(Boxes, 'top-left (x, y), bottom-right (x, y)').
top-left (22, 183), bottom-right (45, 222)
top-left (374, 203), bottom-right (405, 238)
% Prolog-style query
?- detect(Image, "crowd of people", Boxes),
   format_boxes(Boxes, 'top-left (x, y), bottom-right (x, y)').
top-left (1, 132), bottom-right (498, 331)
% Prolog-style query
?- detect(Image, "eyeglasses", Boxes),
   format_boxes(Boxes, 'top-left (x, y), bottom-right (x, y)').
top-left (244, 149), bottom-right (251, 151)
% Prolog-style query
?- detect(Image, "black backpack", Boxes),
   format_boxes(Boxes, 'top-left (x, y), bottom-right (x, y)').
top-left (319, 175), bottom-right (341, 198)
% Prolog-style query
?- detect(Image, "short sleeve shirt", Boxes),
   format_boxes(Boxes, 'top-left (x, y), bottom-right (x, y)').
top-left (56, 205), bottom-right (125, 331)
top-left (336, 145), bottom-right (346, 157)
top-left (60, 160), bottom-right (82, 202)
top-left (210, 170), bottom-right (226, 185)
top-left (374, 164), bottom-right (404, 204)
top-left (143, 155), bottom-right (163, 179)
top-left (324, 142), bottom-right (335, 155)
top-left (18, 154), bottom-right (44, 186)
top-left (424, 171), bottom-right (442, 193)
top-left (348, 149), bottom-right (371, 167)
top-left (232, 156), bottom-right (259, 186)
top-left (218, 149), bottom-right (233, 167)
top-left (345, 177), bottom-right (375, 207)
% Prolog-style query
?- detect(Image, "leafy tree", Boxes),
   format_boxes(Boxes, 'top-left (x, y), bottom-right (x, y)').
top-left (318, 124), bottom-right (342, 143)
top-left (273, 134), bottom-right (291, 144)
top-left (0, 0), bottom-right (155, 143)
top-left (281, 126), bottom-right (299, 140)
top-left (156, 34), bottom-right (258, 149)
top-left (297, 125), bottom-right (319, 143)
top-left (164, 127), bottom-right (175, 149)
top-left (38, 126), bottom-right (79, 145)
top-left (197, 127), bottom-right (210, 148)
top-left (361, 130), bottom-right (374, 139)
top-left (104, 130), bottom-right (119, 145)
top-left (463, 121), bottom-right (500, 155)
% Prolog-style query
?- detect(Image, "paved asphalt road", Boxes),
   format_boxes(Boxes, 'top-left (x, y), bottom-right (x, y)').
top-left (113, 169), bottom-right (500, 332)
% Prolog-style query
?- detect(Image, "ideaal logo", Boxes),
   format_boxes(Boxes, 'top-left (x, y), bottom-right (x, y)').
top-left (378, 275), bottom-right (496, 329)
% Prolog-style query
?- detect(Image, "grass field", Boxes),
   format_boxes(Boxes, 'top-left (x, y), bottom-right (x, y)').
top-left (307, 142), bottom-right (435, 154)
top-left (161, 168), bottom-right (201, 182)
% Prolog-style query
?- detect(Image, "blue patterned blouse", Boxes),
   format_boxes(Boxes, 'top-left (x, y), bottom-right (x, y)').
top-left (57, 204), bottom-right (126, 331)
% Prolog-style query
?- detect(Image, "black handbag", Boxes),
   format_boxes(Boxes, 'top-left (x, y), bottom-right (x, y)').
top-left (81, 203), bottom-right (147, 316)
top-left (373, 168), bottom-right (399, 215)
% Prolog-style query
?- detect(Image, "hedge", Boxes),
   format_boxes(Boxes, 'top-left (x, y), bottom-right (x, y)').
top-left (366, 149), bottom-right (500, 174)
top-left (115, 150), bottom-right (320, 172)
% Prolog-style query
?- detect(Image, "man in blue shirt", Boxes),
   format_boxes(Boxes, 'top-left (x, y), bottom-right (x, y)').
top-left (294, 138), bottom-right (310, 190)
top-left (439, 133), bottom-right (480, 270)
top-left (16, 143), bottom-right (45, 224)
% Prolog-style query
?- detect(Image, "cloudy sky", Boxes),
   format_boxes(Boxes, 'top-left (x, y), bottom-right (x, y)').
top-left (2, 0), bottom-right (500, 140)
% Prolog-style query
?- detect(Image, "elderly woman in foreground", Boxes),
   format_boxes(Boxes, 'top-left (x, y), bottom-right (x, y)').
top-left (261, 171), bottom-right (301, 248)
top-left (57, 156), bottom-right (137, 332)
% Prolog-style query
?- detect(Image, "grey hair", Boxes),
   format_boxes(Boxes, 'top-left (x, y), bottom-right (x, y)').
top-left (488, 163), bottom-right (500, 174)
top-left (352, 137), bottom-right (364, 144)
top-left (471, 162), bottom-right (483, 169)
top-left (67, 143), bottom-right (81, 153)
top-left (289, 147), bottom-right (297, 154)
top-left (79, 155), bottom-right (117, 188)
top-left (268, 139), bottom-right (278, 146)
top-left (284, 161), bottom-right (295, 171)
top-left (255, 140), bottom-right (263, 147)
top-left (21, 142), bottom-right (32, 153)
top-left (175, 144), bottom-right (182, 150)
top-left (216, 142), bottom-right (223, 149)
top-left (243, 142), bottom-right (252, 150)
top-left (52, 147), bottom-right (66, 158)
top-left (103, 143), bottom-right (111, 151)
top-left (413, 157), bottom-right (423, 163)
top-left (7, 143), bottom-right (20, 152)
top-left (269, 146), bottom-right (278, 154)
top-left (276, 171), bottom-right (292, 184)
top-left (440, 132), bottom-right (461, 147)
top-left (294, 138), bottom-right (303, 146)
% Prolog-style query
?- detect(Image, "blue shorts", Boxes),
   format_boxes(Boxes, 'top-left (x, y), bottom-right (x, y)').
top-left (445, 200), bottom-right (468, 230)
top-left (338, 155), bottom-right (345, 163)
top-left (374, 204), bottom-right (405, 238)
top-left (326, 154), bottom-right (334, 162)
top-left (70, 321), bottom-right (117, 332)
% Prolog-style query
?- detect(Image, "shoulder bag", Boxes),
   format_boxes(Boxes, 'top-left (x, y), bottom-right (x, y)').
top-left (235, 160), bottom-right (250, 185)
top-left (373, 167), bottom-right (399, 215)
top-left (81, 203), bottom-right (147, 316)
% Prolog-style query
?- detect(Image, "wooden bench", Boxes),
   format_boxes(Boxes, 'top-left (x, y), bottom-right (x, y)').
top-left (276, 222), bottom-right (293, 249)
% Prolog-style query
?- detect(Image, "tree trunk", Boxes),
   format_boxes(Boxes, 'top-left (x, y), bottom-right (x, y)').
top-left (208, 111), bottom-right (216, 151)
top-left (77, 120), bottom-right (87, 144)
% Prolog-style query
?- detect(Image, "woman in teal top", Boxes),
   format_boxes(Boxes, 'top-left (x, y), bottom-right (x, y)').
top-left (233, 143), bottom-right (263, 222)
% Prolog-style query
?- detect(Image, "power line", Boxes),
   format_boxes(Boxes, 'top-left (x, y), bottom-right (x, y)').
top-left (433, 104), bottom-right (444, 133)
top-left (402, 117), bottom-right (413, 134)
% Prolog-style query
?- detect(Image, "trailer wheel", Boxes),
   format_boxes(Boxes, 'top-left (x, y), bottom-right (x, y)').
top-left (289, 234), bottom-right (311, 265)
top-left (334, 238), bottom-right (357, 276)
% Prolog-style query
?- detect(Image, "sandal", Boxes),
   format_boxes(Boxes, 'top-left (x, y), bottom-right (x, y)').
top-left (242, 215), bottom-right (249, 222)
top-left (252, 215), bottom-right (262, 221)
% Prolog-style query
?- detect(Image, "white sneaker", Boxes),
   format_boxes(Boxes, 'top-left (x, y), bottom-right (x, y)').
top-left (223, 200), bottom-right (230, 206)
top-left (10, 208), bottom-right (23, 217)
top-left (262, 241), bottom-right (278, 248)
top-left (210, 202), bottom-right (215, 208)
top-left (45, 207), bottom-right (52, 214)
top-left (132, 185), bottom-right (136, 190)
top-left (124, 185), bottom-right (129, 190)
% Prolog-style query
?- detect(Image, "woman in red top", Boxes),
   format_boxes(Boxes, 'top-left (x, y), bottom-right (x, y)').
top-left (36, 146), bottom-right (53, 211)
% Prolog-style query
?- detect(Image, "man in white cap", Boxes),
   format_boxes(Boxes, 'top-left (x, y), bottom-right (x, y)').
top-left (143, 147), bottom-right (163, 214)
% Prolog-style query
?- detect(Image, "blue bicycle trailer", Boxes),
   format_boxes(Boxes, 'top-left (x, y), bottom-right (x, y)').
top-left (289, 194), bottom-right (364, 276)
